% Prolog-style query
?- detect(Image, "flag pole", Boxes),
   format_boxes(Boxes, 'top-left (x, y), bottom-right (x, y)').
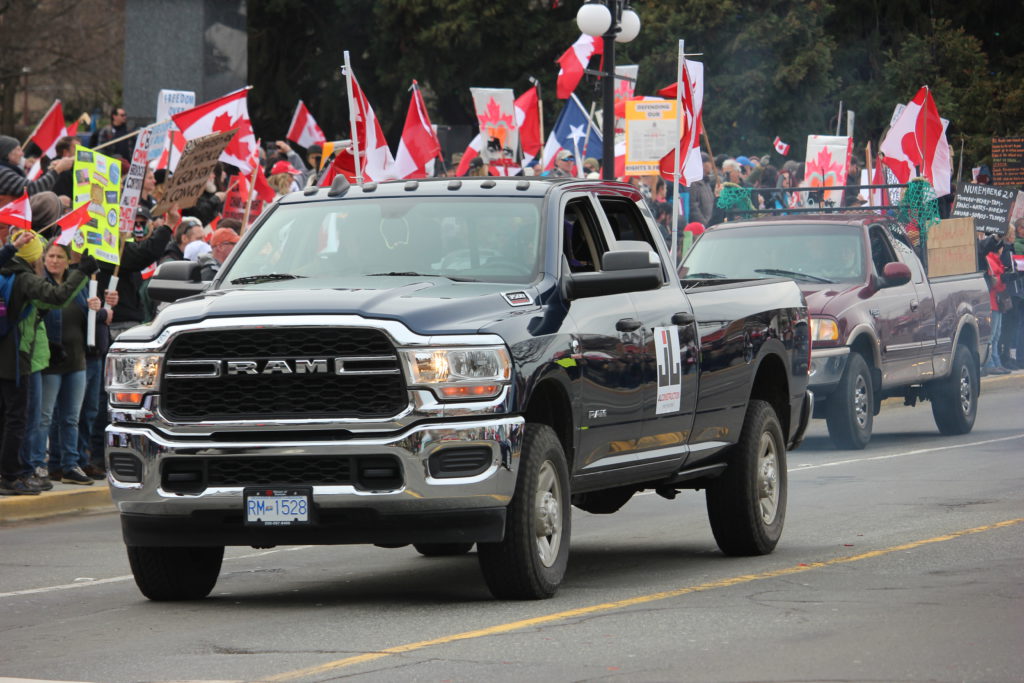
top-left (530, 76), bottom-right (545, 170)
top-left (343, 51), bottom-right (363, 185)
top-left (240, 165), bottom-right (258, 233)
top-left (835, 101), bottom-right (843, 136)
top-left (582, 99), bottom-right (597, 172)
top-left (670, 40), bottom-right (685, 267)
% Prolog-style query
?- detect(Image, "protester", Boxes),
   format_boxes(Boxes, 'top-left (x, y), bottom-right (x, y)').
top-left (161, 215), bottom-right (204, 264)
top-left (546, 150), bottom-right (575, 178)
top-left (88, 106), bottom-right (132, 160)
top-left (0, 136), bottom-right (73, 198)
top-left (274, 141), bottom-right (312, 188)
top-left (0, 230), bottom-right (97, 495)
top-left (688, 153), bottom-right (715, 226)
top-left (49, 135), bottom-right (79, 204)
top-left (981, 235), bottom-right (1010, 375)
top-left (198, 227), bottom-right (240, 280)
top-left (38, 242), bottom-right (108, 484)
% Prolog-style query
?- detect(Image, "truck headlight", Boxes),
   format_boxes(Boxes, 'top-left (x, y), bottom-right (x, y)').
top-left (401, 347), bottom-right (511, 400)
top-left (105, 353), bottom-right (163, 407)
top-left (810, 317), bottom-right (840, 343)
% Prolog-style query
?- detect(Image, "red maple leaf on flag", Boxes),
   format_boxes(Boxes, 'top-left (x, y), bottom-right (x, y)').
top-left (614, 78), bottom-right (633, 100)
top-left (479, 97), bottom-right (515, 152)
top-left (212, 111), bottom-right (242, 135)
top-left (806, 146), bottom-right (845, 188)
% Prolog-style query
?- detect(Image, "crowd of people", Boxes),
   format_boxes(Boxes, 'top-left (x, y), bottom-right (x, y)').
top-left (1, 106), bottom-right (1021, 493)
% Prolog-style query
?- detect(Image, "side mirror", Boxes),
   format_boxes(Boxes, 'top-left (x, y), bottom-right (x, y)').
top-left (147, 260), bottom-right (208, 302)
top-left (564, 248), bottom-right (662, 300)
top-left (880, 262), bottom-right (912, 288)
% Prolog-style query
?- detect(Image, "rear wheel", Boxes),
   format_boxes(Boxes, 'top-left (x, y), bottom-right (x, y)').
top-left (126, 546), bottom-right (223, 601)
top-left (413, 543), bottom-right (474, 557)
top-left (930, 344), bottom-right (978, 435)
top-left (825, 352), bottom-right (873, 450)
top-left (706, 399), bottom-right (787, 556)
top-left (478, 424), bottom-right (570, 600)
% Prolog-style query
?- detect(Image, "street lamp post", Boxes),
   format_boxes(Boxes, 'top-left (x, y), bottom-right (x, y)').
top-left (576, 1), bottom-right (641, 180)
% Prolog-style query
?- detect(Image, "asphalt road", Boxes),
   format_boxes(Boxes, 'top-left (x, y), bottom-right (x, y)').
top-left (1, 381), bottom-right (1022, 683)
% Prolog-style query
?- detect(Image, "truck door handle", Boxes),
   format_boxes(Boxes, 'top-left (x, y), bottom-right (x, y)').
top-left (616, 318), bottom-right (642, 332)
top-left (672, 311), bottom-right (695, 326)
top-left (910, 300), bottom-right (919, 311)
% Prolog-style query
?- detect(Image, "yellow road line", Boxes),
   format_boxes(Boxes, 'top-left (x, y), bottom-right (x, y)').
top-left (261, 517), bottom-right (1023, 682)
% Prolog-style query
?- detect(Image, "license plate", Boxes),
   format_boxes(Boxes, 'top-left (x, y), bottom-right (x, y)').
top-left (244, 488), bottom-right (311, 526)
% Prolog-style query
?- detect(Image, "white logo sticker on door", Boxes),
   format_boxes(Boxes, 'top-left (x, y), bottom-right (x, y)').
top-left (654, 326), bottom-right (682, 414)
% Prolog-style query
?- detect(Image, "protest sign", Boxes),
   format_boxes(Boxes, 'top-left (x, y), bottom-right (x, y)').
top-left (71, 146), bottom-right (121, 265)
top-left (222, 175), bottom-right (264, 226)
top-left (950, 182), bottom-right (1016, 234)
top-left (992, 137), bottom-right (1024, 187)
top-left (470, 88), bottom-right (518, 160)
top-left (624, 99), bottom-right (676, 176)
top-left (805, 135), bottom-right (852, 208)
top-left (119, 126), bottom-right (152, 236)
top-left (148, 89), bottom-right (196, 163)
top-left (152, 129), bottom-right (235, 217)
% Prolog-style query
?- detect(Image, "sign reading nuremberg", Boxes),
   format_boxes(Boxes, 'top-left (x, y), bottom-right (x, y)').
top-left (152, 129), bottom-right (236, 217)
top-left (951, 182), bottom-right (1017, 234)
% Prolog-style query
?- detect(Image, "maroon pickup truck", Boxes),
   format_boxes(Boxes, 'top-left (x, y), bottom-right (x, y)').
top-left (680, 214), bottom-right (991, 449)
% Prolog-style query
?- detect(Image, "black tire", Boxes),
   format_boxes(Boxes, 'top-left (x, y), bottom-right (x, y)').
top-left (478, 424), bottom-right (570, 600)
top-left (930, 344), bottom-right (978, 436)
top-left (413, 542), bottom-right (474, 557)
top-left (706, 399), bottom-right (787, 556)
top-left (825, 352), bottom-right (873, 450)
top-left (126, 546), bottom-right (224, 601)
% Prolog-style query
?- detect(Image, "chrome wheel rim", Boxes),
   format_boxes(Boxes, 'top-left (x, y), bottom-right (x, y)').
top-left (757, 432), bottom-right (780, 525)
top-left (853, 374), bottom-right (869, 428)
top-left (534, 461), bottom-right (563, 568)
top-left (959, 365), bottom-right (972, 416)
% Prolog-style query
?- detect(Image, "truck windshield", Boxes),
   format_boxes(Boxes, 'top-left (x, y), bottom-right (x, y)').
top-left (222, 197), bottom-right (543, 286)
top-left (680, 223), bottom-right (866, 284)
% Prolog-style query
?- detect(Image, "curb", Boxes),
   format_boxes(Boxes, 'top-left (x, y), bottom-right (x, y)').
top-left (2, 373), bottom-right (1021, 525)
top-left (0, 484), bottom-right (113, 524)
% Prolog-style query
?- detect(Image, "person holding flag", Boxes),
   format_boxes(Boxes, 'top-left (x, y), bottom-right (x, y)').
top-left (0, 135), bottom-right (73, 200)
top-left (0, 220), bottom-right (98, 495)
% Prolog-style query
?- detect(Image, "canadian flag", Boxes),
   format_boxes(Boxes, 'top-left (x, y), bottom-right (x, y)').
top-left (25, 99), bottom-right (67, 180)
top-left (658, 56), bottom-right (704, 186)
top-left (878, 86), bottom-right (951, 197)
top-left (286, 100), bottom-right (327, 149)
top-left (514, 86), bottom-right (542, 165)
top-left (55, 203), bottom-right (91, 246)
top-left (0, 191), bottom-right (32, 230)
top-left (556, 33), bottom-right (603, 99)
top-left (455, 134), bottom-right (484, 176)
top-left (331, 63), bottom-right (395, 183)
top-left (393, 81), bottom-right (441, 179)
top-left (172, 87), bottom-right (259, 173)
top-left (773, 136), bottom-right (791, 156)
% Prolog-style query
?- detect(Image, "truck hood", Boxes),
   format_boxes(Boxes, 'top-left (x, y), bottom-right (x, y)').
top-left (800, 283), bottom-right (864, 318)
top-left (122, 278), bottom-right (541, 342)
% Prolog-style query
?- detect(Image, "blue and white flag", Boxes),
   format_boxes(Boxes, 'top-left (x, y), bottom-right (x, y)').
top-left (541, 93), bottom-right (602, 174)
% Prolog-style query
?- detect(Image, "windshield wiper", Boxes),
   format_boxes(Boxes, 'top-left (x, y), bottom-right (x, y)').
top-left (754, 268), bottom-right (836, 284)
top-left (682, 271), bottom-right (728, 279)
top-left (230, 273), bottom-right (307, 285)
top-left (366, 271), bottom-right (479, 282)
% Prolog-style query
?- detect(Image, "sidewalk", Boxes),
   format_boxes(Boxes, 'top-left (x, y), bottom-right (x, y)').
top-left (2, 372), bottom-right (1022, 525)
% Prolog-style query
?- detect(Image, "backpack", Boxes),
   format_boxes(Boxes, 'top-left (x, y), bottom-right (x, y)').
top-left (0, 272), bottom-right (33, 338)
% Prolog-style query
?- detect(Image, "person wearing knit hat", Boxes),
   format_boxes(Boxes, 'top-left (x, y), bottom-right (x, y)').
top-left (0, 135), bottom-right (74, 199)
top-left (29, 191), bottom-right (62, 238)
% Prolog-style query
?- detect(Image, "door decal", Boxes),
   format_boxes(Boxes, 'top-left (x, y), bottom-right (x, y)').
top-left (654, 326), bottom-right (682, 414)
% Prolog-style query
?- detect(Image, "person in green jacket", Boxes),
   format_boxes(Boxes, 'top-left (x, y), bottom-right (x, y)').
top-left (0, 230), bottom-right (98, 495)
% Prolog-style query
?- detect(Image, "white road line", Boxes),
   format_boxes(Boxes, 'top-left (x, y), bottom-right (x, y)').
top-left (0, 545), bottom-right (313, 599)
top-left (791, 433), bottom-right (1024, 472)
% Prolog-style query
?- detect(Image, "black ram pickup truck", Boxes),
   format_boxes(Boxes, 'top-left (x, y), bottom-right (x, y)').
top-left (105, 176), bottom-right (811, 601)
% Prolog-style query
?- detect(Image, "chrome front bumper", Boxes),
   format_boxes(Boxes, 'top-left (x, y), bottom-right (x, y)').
top-left (108, 417), bottom-right (523, 547)
top-left (808, 346), bottom-right (850, 396)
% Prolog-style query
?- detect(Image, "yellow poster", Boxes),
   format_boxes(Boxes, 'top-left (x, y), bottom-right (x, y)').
top-left (624, 99), bottom-right (677, 176)
top-left (72, 146), bottom-right (121, 265)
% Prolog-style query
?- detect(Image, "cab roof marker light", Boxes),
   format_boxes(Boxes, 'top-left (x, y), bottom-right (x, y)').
top-left (516, 180), bottom-right (530, 191)
top-left (303, 184), bottom-right (319, 196)
top-left (447, 179), bottom-right (462, 191)
top-left (480, 179), bottom-right (496, 189)
top-left (362, 181), bottom-right (378, 192)
top-left (404, 180), bottom-right (419, 191)
top-left (327, 175), bottom-right (350, 197)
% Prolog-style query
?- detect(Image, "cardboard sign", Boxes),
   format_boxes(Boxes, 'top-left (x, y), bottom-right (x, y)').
top-left (119, 126), bottom-right (152, 235)
top-left (951, 182), bottom-right (1017, 234)
top-left (624, 99), bottom-right (676, 176)
top-left (71, 146), bottom-right (121, 264)
top-left (992, 137), bottom-right (1024, 187)
top-left (148, 89), bottom-right (196, 163)
top-left (926, 217), bottom-right (977, 278)
top-left (152, 129), bottom-right (235, 217)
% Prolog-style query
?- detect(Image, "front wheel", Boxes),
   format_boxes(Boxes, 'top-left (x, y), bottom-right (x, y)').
top-left (825, 352), bottom-right (873, 450)
top-left (126, 546), bottom-right (224, 601)
top-left (478, 424), bottom-right (570, 600)
top-left (930, 344), bottom-right (978, 435)
top-left (706, 399), bottom-right (787, 556)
